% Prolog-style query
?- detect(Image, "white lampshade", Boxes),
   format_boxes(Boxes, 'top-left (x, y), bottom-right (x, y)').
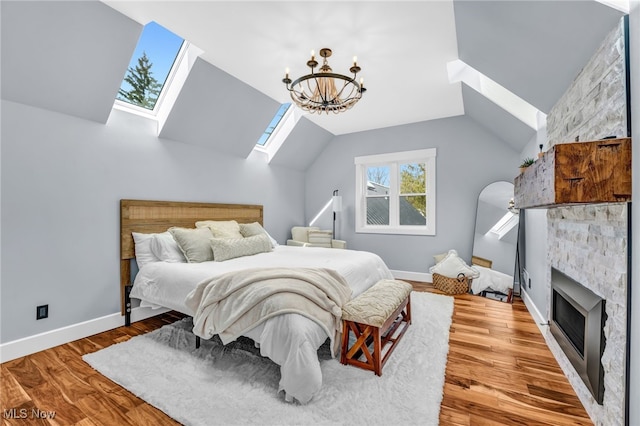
top-left (332, 195), bottom-right (342, 212)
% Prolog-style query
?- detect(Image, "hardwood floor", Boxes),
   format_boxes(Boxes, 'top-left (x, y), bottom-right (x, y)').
top-left (0, 285), bottom-right (592, 425)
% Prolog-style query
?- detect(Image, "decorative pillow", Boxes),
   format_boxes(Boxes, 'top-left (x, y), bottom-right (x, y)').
top-left (239, 222), bottom-right (278, 247)
top-left (151, 232), bottom-right (186, 263)
top-left (132, 232), bottom-right (161, 268)
top-left (307, 230), bottom-right (333, 248)
top-left (210, 234), bottom-right (272, 262)
top-left (429, 249), bottom-right (479, 279)
top-left (291, 226), bottom-right (319, 243)
top-left (433, 252), bottom-right (449, 264)
top-left (195, 220), bottom-right (243, 239)
top-left (239, 222), bottom-right (266, 237)
top-left (168, 227), bottom-right (214, 263)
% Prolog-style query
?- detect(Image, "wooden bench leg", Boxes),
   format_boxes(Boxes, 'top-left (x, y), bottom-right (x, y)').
top-left (373, 326), bottom-right (382, 376)
top-left (341, 320), bottom-right (349, 364)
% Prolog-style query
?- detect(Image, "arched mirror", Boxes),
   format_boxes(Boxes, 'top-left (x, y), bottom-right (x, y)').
top-left (471, 181), bottom-right (519, 302)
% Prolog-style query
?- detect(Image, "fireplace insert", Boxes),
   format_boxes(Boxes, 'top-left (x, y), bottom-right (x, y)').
top-left (550, 268), bottom-right (605, 404)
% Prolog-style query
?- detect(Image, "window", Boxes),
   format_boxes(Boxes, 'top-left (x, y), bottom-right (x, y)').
top-left (254, 103), bottom-right (300, 163)
top-left (355, 149), bottom-right (436, 235)
top-left (256, 103), bottom-right (291, 147)
top-left (115, 21), bottom-right (185, 114)
top-left (487, 212), bottom-right (519, 239)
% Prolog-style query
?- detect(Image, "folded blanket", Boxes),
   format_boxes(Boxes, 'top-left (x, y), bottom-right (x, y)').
top-left (184, 267), bottom-right (352, 353)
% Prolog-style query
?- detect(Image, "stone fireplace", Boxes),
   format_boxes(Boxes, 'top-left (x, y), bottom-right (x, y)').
top-left (536, 17), bottom-right (630, 426)
top-left (546, 203), bottom-right (628, 424)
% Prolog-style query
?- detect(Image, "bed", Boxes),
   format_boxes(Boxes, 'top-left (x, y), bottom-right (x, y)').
top-left (120, 199), bottom-right (394, 403)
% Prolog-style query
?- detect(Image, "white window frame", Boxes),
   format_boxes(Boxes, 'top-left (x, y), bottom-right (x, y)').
top-left (253, 104), bottom-right (301, 162)
top-left (355, 148), bottom-right (436, 235)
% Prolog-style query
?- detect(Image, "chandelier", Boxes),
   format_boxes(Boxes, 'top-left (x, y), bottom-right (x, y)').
top-left (282, 48), bottom-right (366, 114)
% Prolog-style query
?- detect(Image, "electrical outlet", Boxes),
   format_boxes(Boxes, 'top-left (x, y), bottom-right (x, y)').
top-left (522, 268), bottom-right (530, 289)
top-left (36, 304), bottom-right (48, 320)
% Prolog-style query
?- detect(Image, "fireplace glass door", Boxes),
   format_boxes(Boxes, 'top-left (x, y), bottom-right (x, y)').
top-left (553, 289), bottom-right (585, 358)
top-left (550, 268), bottom-right (605, 404)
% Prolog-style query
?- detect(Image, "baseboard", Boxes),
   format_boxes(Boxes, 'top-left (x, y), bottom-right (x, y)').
top-left (0, 306), bottom-right (169, 363)
top-left (520, 288), bottom-right (549, 332)
top-left (390, 269), bottom-right (432, 283)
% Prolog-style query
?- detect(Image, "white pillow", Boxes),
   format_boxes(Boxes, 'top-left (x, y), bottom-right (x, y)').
top-left (132, 232), bottom-right (161, 268)
top-left (429, 249), bottom-right (479, 279)
top-left (210, 234), bottom-right (272, 261)
top-left (307, 230), bottom-right (333, 248)
top-left (151, 232), bottom-right (186, 263)
top-left (195, 220), bottom-right (243, 239)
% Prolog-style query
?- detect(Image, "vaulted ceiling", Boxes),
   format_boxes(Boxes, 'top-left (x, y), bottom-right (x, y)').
top-left (1, 1), bottom-right (624, 158)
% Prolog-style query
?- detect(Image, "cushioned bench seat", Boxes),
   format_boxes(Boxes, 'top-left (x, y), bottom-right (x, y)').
top-left (340, 279), bottom-right (413, 376)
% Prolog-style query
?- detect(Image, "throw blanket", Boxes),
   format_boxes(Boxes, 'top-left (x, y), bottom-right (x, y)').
top-left (184, 267), bottom-right (352, 351)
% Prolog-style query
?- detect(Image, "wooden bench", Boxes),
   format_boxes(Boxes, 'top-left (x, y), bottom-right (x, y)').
top-left (340, 279), bottom-right (413, 376)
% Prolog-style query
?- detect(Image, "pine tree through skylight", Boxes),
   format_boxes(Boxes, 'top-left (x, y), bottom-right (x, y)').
top-left (117, 22), bottom-right (184, 111)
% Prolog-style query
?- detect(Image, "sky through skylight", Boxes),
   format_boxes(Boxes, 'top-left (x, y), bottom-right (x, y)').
top-left (117, 21), bottom-right (184, 110)
top-left (256, 103), bottom-right (291, 146)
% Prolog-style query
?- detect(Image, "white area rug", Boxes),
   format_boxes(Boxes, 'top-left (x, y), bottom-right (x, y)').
top-left (83, 291), bottom-right (453, 426)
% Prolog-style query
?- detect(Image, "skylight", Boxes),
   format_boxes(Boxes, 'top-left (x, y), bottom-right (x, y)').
top-left (256, 103), bottom-right (291, 146)
top-left (116, 21), bottom-right (184, 112)
top-left (487, 212), bottom-right (519, 239)
top-left (447, 59), bottom-right (546, 131)
top-left (253, 102), bottom-right (301, 163)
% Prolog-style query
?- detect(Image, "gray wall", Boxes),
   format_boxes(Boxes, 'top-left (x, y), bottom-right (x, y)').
top-left (629, 2), bottom-right (639, 424)
top-left (304, 116), bottom-right (520, 273)
top-left (0, 101), bottom-right (305, 343)
top-left (453, 0), bottom-right (623, 114)
top-left (1, 1), bottom-right (140, 124)
top-left (519, 132), bottom-right (549, 319)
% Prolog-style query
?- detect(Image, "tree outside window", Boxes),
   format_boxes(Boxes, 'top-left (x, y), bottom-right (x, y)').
top-left (117, 52), bottom-right (162, 109)
top-left (355, 149), bottom-right (436, 235)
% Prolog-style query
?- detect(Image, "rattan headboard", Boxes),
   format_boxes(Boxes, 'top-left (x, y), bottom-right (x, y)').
top-left (119, 199), bottom-right (263, 314)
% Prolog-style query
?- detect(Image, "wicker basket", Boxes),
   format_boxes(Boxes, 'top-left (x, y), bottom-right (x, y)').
top-left (432, 273), bottom-right (471, 295)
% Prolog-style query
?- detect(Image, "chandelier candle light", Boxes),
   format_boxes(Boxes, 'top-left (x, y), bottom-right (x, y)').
top-left (283, 48), bottom-right (366, 114)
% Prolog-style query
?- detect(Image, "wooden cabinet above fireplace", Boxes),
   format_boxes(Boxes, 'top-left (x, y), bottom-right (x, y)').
top-left (514, 137), bottom-right (631, 209)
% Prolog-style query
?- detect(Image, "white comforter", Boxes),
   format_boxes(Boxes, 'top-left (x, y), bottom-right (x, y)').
top-left (185, 268), bottom-right (351, 353)
top-left (130, 245), bottom-right (393, 403)
top-left (471, 265), bottom-right (514, 295)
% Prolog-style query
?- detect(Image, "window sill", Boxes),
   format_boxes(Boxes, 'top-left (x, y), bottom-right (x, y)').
top-left (356, 226), bottom-right (435, 236)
